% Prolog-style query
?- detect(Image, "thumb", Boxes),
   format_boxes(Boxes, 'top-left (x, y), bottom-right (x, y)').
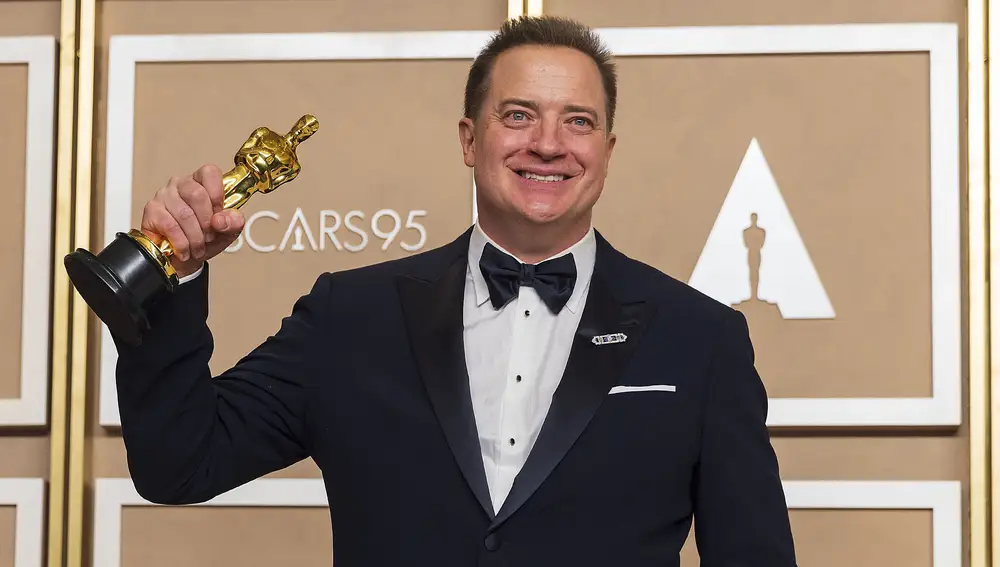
top-left (211, 210), bottom-right (245, 234)
top-left (205, 211), bottom-right (245, 258)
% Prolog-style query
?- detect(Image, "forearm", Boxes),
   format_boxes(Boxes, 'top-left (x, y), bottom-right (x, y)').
top-left (111, 265), bottom-right (315, 504)
top-left (111, 266), bottom-right (235, 503)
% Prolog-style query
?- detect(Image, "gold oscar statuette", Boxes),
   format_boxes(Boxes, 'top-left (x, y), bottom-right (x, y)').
top-left (64, 114), bottom-right (320, 346)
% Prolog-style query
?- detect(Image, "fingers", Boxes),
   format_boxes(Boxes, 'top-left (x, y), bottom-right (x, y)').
top-left (177, 176), bottom-right (217, 244)
top-left (160, 183), bottom-right (206, 260)
top-left (140, 165), bottom-right (237, 264)
top-left (192, 164), bottom-right (225, 213)
top-left (139, 168), bottom-right (211, 261)
top-left (140, 197), bottom-right (190, 260)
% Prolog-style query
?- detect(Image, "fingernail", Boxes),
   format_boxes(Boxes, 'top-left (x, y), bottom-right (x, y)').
top-left (223, 217), bottom-right (231, 230)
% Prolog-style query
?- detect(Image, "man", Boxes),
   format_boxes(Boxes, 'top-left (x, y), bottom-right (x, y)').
top-left (114, 15), bottom-right (797, 567)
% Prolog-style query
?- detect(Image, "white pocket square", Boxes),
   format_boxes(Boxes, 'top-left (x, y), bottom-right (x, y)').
top-left (608, 385), bottom-right (676, 394)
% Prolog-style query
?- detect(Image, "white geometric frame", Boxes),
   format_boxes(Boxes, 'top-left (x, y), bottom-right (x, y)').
top-left (98, 23), bottom-right (961, 429)
top-left (0, 478), bottom-right (46, 567)
top-left (596, 23), bottom-right (960, 428)
top-left (92, 477), bottom-right (961, 567)
top-left (98, 30), bottom-right (493, 426)
top-left (0, 37), bottom-right (56, 427)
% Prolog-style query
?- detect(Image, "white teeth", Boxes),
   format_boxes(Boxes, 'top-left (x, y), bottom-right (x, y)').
top-left (519, 171), bottom-right (567, 182)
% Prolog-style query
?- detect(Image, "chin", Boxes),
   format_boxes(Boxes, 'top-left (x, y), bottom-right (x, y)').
top-left (513, 191), bottom-right (570, 216)
top-left (515, 203), bottom-right (571, 225)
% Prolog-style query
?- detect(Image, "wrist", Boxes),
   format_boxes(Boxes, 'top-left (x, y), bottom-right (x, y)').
top-left (175, 263), bottom-right (205, 283)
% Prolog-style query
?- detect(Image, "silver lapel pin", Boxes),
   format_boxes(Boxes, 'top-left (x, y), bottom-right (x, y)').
top-left (592, 332), bottom-right (627, 345)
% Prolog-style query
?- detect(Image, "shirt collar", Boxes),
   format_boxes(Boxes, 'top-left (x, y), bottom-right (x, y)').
top-left (468, 222), bottom-right (597, 314)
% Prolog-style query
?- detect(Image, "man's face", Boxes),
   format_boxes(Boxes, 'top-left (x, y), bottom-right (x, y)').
top-left (459, 45), bottom-right (616, 232)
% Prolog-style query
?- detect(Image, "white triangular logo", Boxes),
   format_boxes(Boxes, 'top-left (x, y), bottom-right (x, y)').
top-left (688, 138), bottom-right (834, 319)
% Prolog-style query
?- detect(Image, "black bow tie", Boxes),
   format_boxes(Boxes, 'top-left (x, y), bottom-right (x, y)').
top-left (479, 242), bottom-right (577, 314)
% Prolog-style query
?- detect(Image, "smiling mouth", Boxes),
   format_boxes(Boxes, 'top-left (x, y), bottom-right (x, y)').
top-left (516, 170), bottom-right (570, 182)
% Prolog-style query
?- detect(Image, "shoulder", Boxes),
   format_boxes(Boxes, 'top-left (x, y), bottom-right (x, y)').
top-left (596, 232), bottom-right (745, 331)
top-left (305, 229), bottom-right (470, 295)
top-left (600, 241), bottom-right (755, 373)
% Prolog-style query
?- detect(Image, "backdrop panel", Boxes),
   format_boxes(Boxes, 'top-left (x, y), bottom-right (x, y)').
top-left (0, 33), bottom-right (56, 432)
top-left (133, 58), bottom-right (477, 376)
top-left (85, 2), bottom-right (508, 566)
top-left (544, 1), bottom-right (968, 565)
top-left (119, 508), bottom-right (332, 567)
top-left (0, 64), bottom-right (28, 403)
top-left (545, 0), bottom-right (960, 27)
top-left (0, 12), bottom-right (57, 567)
top-left (0, 507), bottom-right (13, 567)
top-left (0, 478), bottom-right (45, 567)
top-left (90, 478), bottom-right (962, 566)
top-left (0, 21), bottom-right (58, 563)
top-left (81, 1), bottom-right (974, 566)
top-left (679, 510), bottom-right (933, 566)
top-left (96, 0), bottom-right (507, 35)
top-left (0, 1), bottom-right (60, 37)
top-left (601, 47), bottom-right (938, 402)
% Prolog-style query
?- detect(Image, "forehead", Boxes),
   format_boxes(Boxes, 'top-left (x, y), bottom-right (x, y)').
top-left (487, 45), bottom-right (606, 108)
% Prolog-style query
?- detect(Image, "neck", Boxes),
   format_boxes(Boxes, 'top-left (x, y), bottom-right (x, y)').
top-left (477, 211), bottom-right (591, 264)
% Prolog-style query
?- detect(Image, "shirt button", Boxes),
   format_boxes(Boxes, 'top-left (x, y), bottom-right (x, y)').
top-left (516, 375), bottom-right (522, 382)
top-left (524, 309), bottom-right (530, 317)
top-left (509, 438), bottom-right (516, 446)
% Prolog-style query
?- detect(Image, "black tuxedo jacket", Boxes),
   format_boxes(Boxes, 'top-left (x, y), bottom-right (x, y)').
top-left (113, 227), bottom-right (797, 566)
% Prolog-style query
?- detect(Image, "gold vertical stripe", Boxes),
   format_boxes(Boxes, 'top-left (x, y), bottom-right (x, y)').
top-left (990, 0), bottom-right (1000, 561)
top-left (508, 0), bottom-right (524, 20)
top-left (970, 0), bottom-right (992, 566)
top-left (47, 0), bottom-right (80, 564)
top-left (66, 0), bottom-right (96, 564)
top-left (525, 0), bottom-right (543, 16)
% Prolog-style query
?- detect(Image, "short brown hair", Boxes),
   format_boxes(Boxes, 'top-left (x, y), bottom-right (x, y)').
top-left (463, 15), bottom-right (618, 131)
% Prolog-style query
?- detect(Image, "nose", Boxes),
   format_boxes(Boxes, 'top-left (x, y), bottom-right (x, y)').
top-left (529, 118), bottom-right (565, 160)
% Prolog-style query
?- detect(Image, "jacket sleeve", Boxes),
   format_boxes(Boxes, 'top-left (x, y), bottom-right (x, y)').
top-left (693, 309), bottom-right (797, 566)
top-left (112, 262), bottom-right (332, 504)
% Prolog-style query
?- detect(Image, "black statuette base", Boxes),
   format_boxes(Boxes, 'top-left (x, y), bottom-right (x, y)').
top-left (64, 232), bottom-right (177, 346)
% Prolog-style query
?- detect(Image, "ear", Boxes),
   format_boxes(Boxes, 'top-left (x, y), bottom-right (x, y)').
top-left (604, 131), bottom-right (617, 173)
top-left (458, 117), bottom-right (476, 168)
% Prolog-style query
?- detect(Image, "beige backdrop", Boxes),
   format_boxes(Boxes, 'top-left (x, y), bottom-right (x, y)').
top-left (0, 2), bottom-right (60, 567)
top-left (77, 0), bottom-right (970, 566)
top-left (548, 1), bottom-right (968, 566)
top-left (86, 1), bottom-right (508, 565)
top-left (602, 51), bottom-right (934, 399)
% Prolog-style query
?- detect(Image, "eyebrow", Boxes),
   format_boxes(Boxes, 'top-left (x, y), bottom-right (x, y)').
top-left (499, 98), bottom-right (600, 122)
top-left (564, 104), bottom-right (599, 121)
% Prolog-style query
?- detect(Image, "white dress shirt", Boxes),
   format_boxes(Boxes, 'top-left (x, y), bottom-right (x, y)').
top-left (464, 224), bottom-right (596, 513)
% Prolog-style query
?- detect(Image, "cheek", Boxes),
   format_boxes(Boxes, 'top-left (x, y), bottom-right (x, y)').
top-left (574, 146), bottom-right (608, 179)
top-left (483, 128), bottom-right (531, 157)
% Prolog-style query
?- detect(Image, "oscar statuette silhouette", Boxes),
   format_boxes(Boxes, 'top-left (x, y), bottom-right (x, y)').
top-left (744, 212), bottom-right (765, 303)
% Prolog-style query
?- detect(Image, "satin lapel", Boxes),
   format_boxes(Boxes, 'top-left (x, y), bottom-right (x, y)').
top-left (397, 256), bottom-right (495, 519)
top-left (490, 272), bottom-right (656, 529)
